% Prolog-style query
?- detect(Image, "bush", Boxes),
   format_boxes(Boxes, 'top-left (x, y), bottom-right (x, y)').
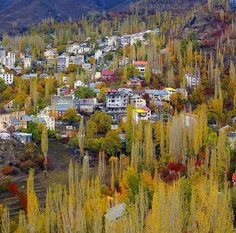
top-left (48, 130), bottom-right (56, 138)
top-left (19, 192), bottom-right (27, 212)
top-left (0, 178), bottom-right (11, 193)
top-left (8, 183), bottom-right (19, 195)
top-left (70, 136), bottom-right (78, 148)
top-left (33, 156), bottom-right (52, 169)
top-left (2, 165), bottom-right (14, 175)
top-left (20, 160), bottom-right (36, 173)
top-left (60, 136), bottom-right (70, 144)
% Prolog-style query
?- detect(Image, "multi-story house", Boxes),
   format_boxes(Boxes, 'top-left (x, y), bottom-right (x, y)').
top-left (23, 55), bottom-right (32, 69)
top-left (0, 71), bottom-right (14, 84)
top-left (66, 43), bottom-right (81, 54)
top-left (101, 70), bottom-right (115, 81)
top-left (0, 111), bottom-right (25, 131)
top-left (95, 50), bottom-right (103, 60)
top-left (36, 113), bottom-right (55, 130)
top-left (185, 73), bottom-right (200, 88)
top-left (51, 95), bottom-right (74, 109)
top-left (133, 106), bottom-right (151, 122)
top-left (145, 89), bottom-right (170, 101)
top-left (106, 90), bottom-right (129, 113)
top-left (57, 53), bottom-right (69, 72)
top-left (126, 77), bottom-right (144, 88)
top-left (2, 52), bottom-right (16, 68)
top-left (74, 54), bottom-right (85, 65)
top-left (130, 95), bottom-right (146, 108)
top-left (133, 61), bottom-right (148, 76)
top-left (44, 48), bottom-right (57, 58)
top-left (79, 98), bottom-right (96, 113)
top-left (130, 33), bottom-right (144, 46)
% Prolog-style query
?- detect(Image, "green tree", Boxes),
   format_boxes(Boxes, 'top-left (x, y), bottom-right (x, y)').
top-left (90, 111), bottom-right (112, 134)
top-left (27, 122), bottom-right (44, 143)
top-left (86, 120), bottom-right (98, 140)
top-left (74, 87), bottom-right (96, 99)
top-left (104, 130), bottom-right (121, 155)
top-left (62, 108), bottom-right (80, 123)
top-left (0, 78), bottom-right (7, 94)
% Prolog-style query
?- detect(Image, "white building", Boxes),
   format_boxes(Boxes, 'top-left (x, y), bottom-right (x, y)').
top-left (133, 61), bottom-right (148, 75)
top-left (74, 80), bottom-right (86, 88)
top-left (130, 33), bottom-right (144, 46)
top-left (57, 53), bottom-right (69, 72)
top-left (0, 71), bottom-right (14, 84)
top-left (38, 115), bottom-right (55, 130)
top-left (95, 50), bottom-right (103, 60)
top-left (106, 90), bottom-right (129, 112)
top-left (2, 52), bottom-right (16, 68)
top-left (74, 54), bottom-right (85, 65)
top-left (44, 48), bottom-right (58, 58)
top-left (23, 56), bottom-right (32, 69)
top-left (130, 95), bottom-right (146, 108)
top-left (185, 73), bottom-right (200, 88)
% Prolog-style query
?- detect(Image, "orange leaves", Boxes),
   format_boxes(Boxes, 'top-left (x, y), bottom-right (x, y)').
top-left (2, 165), bottom-right (14, 176)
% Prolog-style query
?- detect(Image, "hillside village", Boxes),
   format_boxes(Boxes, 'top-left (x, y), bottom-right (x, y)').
top-left (1, 0), bottom-right (236, 231)
top-left (0, 26), bottom-right (200, 130)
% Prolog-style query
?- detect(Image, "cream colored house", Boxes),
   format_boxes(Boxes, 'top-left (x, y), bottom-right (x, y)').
top-left (0, 111), bottom-right (25, 131)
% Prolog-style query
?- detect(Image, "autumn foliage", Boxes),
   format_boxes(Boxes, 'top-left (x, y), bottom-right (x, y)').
top-left (2, 166), bottom-right (14, 176)
top-left (8, 183), bottom-right (19, 195)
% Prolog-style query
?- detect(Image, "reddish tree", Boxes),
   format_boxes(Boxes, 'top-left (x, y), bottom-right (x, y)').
top-left (168, 162), bottom-right (185, 173)
top-left (2, 165), bottom-right (14, 175)
top-left (19, 192), bottom-right (27, 213)
top-left (8, 183), bottom-right (19, 195)
top-left (160, 168), bottom-right (180, 183)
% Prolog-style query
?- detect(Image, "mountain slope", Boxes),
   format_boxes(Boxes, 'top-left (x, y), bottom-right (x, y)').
top-left (0, 0), bottom-right (132, 32)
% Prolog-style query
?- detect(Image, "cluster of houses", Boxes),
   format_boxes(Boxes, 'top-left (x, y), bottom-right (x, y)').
top-left (0, 109), bottom-right (55, 133)
top-left (0, 27), bottom-right (161, 85)
top-left (0, 25), bottom-right (235, 148)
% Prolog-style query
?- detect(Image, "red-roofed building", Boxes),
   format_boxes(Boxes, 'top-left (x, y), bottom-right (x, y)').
top-left (133, 61), bottom-right (148, 76)
top-left (102, 70), bottom-right (115, 81)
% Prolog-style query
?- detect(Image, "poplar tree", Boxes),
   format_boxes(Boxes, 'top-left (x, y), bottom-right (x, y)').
top-left (78, 117), bottom-right (85, 157)
top-left (144, 65), bottom-right (151, 85)
top-left (1, 208), bottom-right (10, 233)
top-left (41, 125), bottom-right (48, 168)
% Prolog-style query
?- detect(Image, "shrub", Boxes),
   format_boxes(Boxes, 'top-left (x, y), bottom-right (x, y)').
top-left (2, 165), bottom-right (14, 175)
top-left (33, 156), bottom-right (52, 169)
top-left (33, 156), bottom-right (45, 169)
top-left (0, 178), bottom-right (11, 193)
top-left (70, 136), bottom-right (78, 148)
top-left (20, 160), bottom-right (36, 173)
top-left (19, 192), bottom-right (27, 212)
top-left (48, 130), bottom-right (56, 138)
top-left (8, 183), bottom-right (19, 195)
